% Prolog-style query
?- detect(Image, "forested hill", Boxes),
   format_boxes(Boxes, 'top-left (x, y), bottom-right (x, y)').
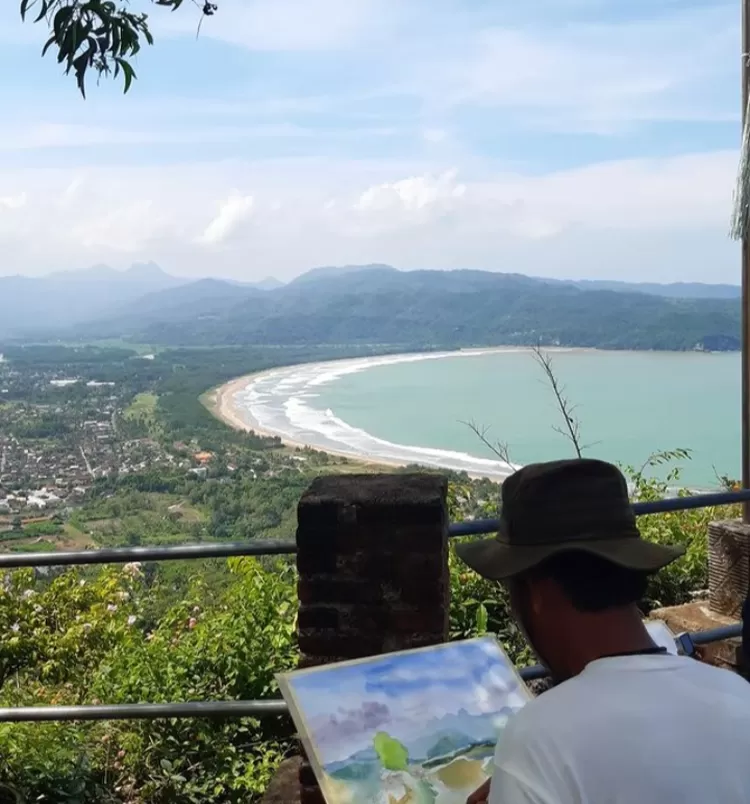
top-left (73, 266), bottom-right (740, 352)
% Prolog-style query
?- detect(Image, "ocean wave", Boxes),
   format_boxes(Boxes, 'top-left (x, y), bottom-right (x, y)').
top-left (232, 349), bottom-right (525, 478)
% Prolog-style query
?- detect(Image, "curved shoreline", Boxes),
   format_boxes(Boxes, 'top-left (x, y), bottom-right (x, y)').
top-left (204, 347), bottom-right (540, 478)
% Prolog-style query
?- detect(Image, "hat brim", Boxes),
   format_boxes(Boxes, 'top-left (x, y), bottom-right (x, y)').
top-left (454, 533), bottom-right (685, 581)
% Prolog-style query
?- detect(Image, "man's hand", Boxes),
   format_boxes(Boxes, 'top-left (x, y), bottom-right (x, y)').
top-left (467, 778), bottom-right (491, 804)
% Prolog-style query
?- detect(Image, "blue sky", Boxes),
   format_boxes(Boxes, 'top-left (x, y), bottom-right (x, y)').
top-left (0, 0), bottom-right (742, 282)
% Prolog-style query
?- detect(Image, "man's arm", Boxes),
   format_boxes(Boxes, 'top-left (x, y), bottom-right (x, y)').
top-left (467, 779), bottom-right (491, 804)
top-left (486, 768), bottom-right (553, 804)
top-left (466, 769), bottom-right (552, 804)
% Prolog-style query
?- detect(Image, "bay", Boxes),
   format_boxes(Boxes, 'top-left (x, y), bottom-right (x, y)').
top-left (307, 350), bottom-right (740, 489)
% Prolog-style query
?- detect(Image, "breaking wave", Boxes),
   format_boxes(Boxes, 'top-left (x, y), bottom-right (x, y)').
top-left (230, 350), bottom-right (524, 479)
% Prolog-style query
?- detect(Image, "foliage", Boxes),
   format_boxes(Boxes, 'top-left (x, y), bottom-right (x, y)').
top-left (19, 0), bottom-right (216, 97)
top-left (0, 557), bottom-right (297, 802)
top-left (623, 450), bottom-right (741, 611)
top-left (21, 520), bottom-right (63, 538)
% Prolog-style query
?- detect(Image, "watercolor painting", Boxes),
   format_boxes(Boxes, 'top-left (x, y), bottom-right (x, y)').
top-left (277, 637), bottom-right (531, 804)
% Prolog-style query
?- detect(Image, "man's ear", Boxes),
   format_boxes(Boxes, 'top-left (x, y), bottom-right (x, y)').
top-left (527, 578), bottom-right (545, 615)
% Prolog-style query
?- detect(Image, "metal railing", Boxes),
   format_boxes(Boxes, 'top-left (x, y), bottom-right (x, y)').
top-left (0, 487), bottom-right (746, 722)
top-left (1, 488), bottom-right (748, 569)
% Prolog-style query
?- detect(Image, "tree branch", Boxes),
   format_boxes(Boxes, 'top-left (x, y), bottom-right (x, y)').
top-left (20, 0), bottom-right (217, 96)
top-left (531, 344), bottom-right (585, 458)
top-left (459, 419), bottom-right (514, 466)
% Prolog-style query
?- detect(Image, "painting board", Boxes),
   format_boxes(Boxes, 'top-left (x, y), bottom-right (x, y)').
top-left (277, 636), bottom-right (531, 804)
top-left (645, 619), bottom-right (679, 655)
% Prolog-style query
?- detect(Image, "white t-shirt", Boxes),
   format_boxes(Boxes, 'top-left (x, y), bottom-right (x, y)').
top-left (490, 654), bottom-right (750, 804)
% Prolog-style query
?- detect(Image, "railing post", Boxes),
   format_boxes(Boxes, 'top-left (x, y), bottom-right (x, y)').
top-left (294, 473), bottom-right (449, 804)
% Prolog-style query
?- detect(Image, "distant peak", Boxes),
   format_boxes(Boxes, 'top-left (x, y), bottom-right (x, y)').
top-left (292, 263), bottom-right (398, 284)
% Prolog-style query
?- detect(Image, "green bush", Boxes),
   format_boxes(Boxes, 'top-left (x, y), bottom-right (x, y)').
top-left (0, 559), bottom-right (297, 803)
top-left (21, 521), bottom-right (62, 538)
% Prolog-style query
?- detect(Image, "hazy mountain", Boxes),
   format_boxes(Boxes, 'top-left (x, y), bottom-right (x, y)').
top-left (74, 266), bottom-right (740, 352)
top-left (3, 264), bottom-right (741, 352)
top-left (291, 264), bottom-right (397, 285)
top-left (549, 277), bottom-right (741, 300)
top-left (0, 263), bottom-right (185, 338)
top-left (252, 276), bottom-right (285, 290)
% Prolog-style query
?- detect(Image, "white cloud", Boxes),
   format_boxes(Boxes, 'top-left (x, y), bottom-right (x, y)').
top-left (154, 0), bottom-right (397, 51)
top-left (408, 5), bottom-right (736, 131)
top-left (355, 170), bottom-right (466, 213)
top-left (198, 191), bottom-right (255, 245)
top-left (0, 150), bottom-right (739, 283)
top-left (0, 192), bottom-right (26, 210)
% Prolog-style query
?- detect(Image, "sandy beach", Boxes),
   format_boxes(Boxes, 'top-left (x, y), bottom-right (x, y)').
top-left (201, 348), bottom-right (533, 478)
top-left (206, 370), bottom-right (293, 442)
top-left (204, 367), bottom-right (426, 471)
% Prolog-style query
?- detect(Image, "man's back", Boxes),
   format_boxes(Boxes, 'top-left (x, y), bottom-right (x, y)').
top-left (490, 654), bottom-right (750, 804)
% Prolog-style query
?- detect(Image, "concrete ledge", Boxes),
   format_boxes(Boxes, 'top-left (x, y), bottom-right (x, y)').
top-left (650, 602), bottom-right (742, 671)
top-left (261, 757), bottom-right (303, 804)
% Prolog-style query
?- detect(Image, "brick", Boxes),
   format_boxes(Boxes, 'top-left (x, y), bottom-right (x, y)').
top-left (392, 552), bottom-right (446, 587)
top-left (298, 654), bottom-right (350, 669)
top-left (384, 631), bottom-right (445, 652)
top-left (297, 577), bottom-right (381, 605)
top-left (398, 577), bottom-right (448, 606)
top-left (297, 606), bottom-right (340, 630)
top-left (358, 502), bottom-right (447, 528)
top-left (296, 549), bottom-right (338, 576)
top-left (296, 499), bottom-right (340, 532)
top-left (389, 609), bottom-right (447, 634)
top-left (298, 630), bottom-right (383, 658)
top-left (338, 605), bottom-right (388, 634)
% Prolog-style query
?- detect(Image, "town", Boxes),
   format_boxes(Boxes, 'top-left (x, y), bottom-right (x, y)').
top-left (0, 357), bottom-right (188, 535)
top-left (0, 344), bottom-right (351, 552)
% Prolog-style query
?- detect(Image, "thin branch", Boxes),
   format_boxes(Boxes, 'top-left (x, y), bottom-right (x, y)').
top-left (459, 419), bottom-right (514, 465)
top-left (531, 344), bottom-right (584, 458)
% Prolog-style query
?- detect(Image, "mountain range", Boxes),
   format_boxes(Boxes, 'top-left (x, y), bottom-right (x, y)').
top-left (0, 263), bottom-right (280, 338)
top-left (0, 263), bottom-right (742, 352)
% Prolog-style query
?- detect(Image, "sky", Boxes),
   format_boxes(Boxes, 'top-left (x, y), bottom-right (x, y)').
top-left (0, 0), bottom-right (743, 283)
top-left (287, 638), bottom-right (527, 763)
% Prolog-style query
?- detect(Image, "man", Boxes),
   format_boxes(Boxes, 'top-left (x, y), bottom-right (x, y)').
top-left (456, 458), bottom-right (750, 804)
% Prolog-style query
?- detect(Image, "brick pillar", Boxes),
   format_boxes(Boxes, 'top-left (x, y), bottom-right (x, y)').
top-left (295, 473), bottom-right (449, 804)
top-left (708, 519), bottom-right (750, 619)
top-left (707, 519), bottom-right (750, 676)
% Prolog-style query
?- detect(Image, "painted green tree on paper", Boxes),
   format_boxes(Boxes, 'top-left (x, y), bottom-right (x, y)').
top-left (373, 732), bottom-right (409, 772)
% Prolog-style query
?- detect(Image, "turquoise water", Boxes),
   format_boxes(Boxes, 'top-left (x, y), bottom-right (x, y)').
top-left (307, 350), bottom-right (740, 488)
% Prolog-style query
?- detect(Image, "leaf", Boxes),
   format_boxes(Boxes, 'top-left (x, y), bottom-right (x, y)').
top-left (475, 602), bottom-right (488, 635)
top-left (52, 5), bottom-right (75, 39)
top-left (41, 33), bottom-right (57, 57)
top-left (115, 57), bottom-right (136, 93)
top-left (33, 0), bottom-right (49, 24)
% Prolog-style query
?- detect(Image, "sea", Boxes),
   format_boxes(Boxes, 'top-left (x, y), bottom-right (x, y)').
top-left (232, 348), bottom-right (740, 489)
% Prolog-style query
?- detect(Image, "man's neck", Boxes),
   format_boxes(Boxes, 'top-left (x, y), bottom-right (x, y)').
top-left (564, 607), bottom-right (658, 677)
